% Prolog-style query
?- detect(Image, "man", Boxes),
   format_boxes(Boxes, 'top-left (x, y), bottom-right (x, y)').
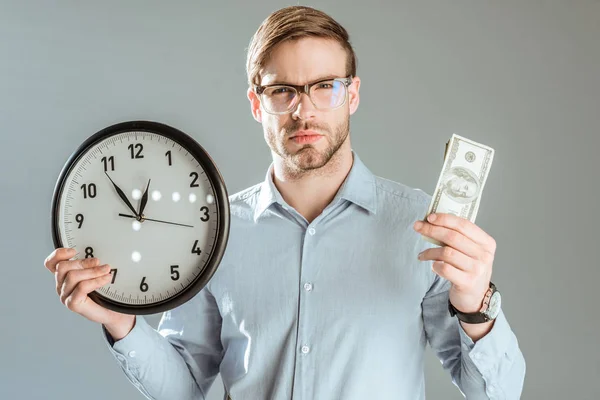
top-left (44, 6), bottom-right (525, 399)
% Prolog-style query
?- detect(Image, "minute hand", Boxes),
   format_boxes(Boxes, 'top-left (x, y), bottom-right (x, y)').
top-left (118, 213), bottom-right (194, 228)
top-left (105, 172), bottom-right (139, 218)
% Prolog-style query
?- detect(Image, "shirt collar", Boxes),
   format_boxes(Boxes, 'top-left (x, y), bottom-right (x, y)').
top-left (254, 151), bottom-right (377, 222)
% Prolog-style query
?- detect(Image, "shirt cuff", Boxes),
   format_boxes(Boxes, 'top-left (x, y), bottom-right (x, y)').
top-left (101, 315), bottom-right (158, 370)
top-left (458, 309), bottom-right (516, 374)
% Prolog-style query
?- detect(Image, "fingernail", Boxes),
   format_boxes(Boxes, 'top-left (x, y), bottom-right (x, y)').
top-left (414, 221), bottom-right (423, 230)
top-left (427, 214), bottom-right (437, 222)
top-left (418, 251), bottom-right (424, 260)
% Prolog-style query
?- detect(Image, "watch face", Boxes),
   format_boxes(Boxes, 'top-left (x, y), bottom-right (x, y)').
top-left (51, 121), bottom-right (230, 315)
top-left (486, 291), bottom-right (501, 319)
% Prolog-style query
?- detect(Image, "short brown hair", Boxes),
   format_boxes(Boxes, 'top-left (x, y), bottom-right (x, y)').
top-left (246, 6), bottom-right (358, 88)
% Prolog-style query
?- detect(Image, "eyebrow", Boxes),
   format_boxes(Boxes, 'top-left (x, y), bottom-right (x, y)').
top-left (262, 74), bottom-right (342, 86)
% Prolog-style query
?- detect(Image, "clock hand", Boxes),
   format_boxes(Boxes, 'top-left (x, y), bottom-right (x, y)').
top-left (138, 179), bottom-right (151, 217)
top-left (118, 213), bottom-right (194, 228)
top-left (105, 172), bottom-right (139, 218)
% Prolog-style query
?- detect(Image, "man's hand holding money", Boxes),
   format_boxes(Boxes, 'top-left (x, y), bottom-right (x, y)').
top-left (414, 212), bottom-right (497, 340)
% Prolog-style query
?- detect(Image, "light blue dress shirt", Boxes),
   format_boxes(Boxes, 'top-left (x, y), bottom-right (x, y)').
top-left (102, 151), bottom-right (525, 400)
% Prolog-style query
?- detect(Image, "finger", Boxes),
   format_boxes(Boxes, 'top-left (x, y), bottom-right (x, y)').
top-left (44, 247), bottom-right (77, 273)
top-left (60, 264), bottom-right (111, 304)
top-left (415, 221), bottom-right (482, 259)
top-left (418, 246), bottom-right (476, 272)
top-left (425, 213), bottom-right (496, 254)
top-left (55, 257), bottom-right (100, 296)
top-left (431, 261), bottom-right (469, 287)
top-left (65, 273), bottom-right (113, 312)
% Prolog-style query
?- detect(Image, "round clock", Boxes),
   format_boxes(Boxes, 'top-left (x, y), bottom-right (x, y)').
top-left (51, 120), bottom-right (230, 315)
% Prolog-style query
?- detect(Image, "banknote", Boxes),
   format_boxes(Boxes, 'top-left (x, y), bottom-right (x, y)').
top-left (422, 134), bottom-right (495, 246)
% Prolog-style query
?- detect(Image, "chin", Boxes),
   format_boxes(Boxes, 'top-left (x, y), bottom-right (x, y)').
top-left (288, 146), bottom-right (332, 171)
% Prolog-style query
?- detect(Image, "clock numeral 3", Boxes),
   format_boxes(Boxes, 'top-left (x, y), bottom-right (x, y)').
top-left (140, 276), bottom-right (149, 292)
top-left (200, 206), bottom-right (210, 222)
top-left (85, 246), bottom-right (94, 258)
top-left (81, 183), bottom-right (97, 199)
top-left (75, 213), bottom-right (84, 228)
top-left (101, 156), bottom-right (115, 171)
top-left (128, 143), bottom-right (144, 159)
top-left (190, 172), bottom-right (199, 187)
top-left (191, 240), bottom-right (202, 255)
top-left (110, 269), bottom-right (117, 284)
top-left (170, 265), bottom-right (180, 281)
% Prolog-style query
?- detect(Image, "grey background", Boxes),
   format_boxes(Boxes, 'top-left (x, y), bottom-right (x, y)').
top-left (1, 0), bottom-right (598, 399)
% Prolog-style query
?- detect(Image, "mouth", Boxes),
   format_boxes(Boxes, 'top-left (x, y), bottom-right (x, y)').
top-left (289, 130), bottom-right (323, 144)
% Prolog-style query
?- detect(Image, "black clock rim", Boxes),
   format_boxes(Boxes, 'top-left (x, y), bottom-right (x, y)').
top-left (50, 120), bottom-right (230, 315)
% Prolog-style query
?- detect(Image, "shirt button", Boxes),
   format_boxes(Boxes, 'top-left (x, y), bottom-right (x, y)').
top-left (304, 283), bottom-right (313, 291)
top-left (301, 345), bottom-right (310, 354)
top-left (308, 227), bottom-right (316, 235)
top-left (128, 351), bottom-right (136, 358)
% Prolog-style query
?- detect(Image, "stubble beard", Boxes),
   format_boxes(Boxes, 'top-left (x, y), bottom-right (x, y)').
top-left (266, 117), bottom-right (350, 180)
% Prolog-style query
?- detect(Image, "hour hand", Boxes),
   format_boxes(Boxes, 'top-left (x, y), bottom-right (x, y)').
top-left (138, 179), bottom-right (151, 217)
top-left (105, 172), bottom-right (139, 218)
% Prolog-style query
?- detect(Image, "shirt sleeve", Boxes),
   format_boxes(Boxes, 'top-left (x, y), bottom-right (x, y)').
top-left (422, 272), bottom-right (526, 399)
top-left (101, 286), bottom-right (224, 400)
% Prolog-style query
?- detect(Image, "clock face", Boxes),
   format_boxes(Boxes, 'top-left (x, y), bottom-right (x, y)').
top-left (52, 122), bottom-right (229, 314)
top-left (487, 292), bottom-right (501, 318)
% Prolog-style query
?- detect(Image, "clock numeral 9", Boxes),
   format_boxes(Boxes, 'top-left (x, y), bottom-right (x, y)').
top-left (75, 213), bottom-right (84, 228)
top-left (81, 183), bottom-right (97, 199)
top-left (85, 247), bottom-right (94, 258)
top-left (190, 172), bottom-right (199, 187)
top-left (170, 265), bottom-right (180, 281)
top-left (200, 206), bottom-right (210, 222)
top-left (165, 150), bottom-right (172, 166)
top-left (101, 156), bottom-right (115, 171)
top-left (191, 240), bottom-right (202, 255)
top-left (140, 276), bottom-right (148, 292)
top-left (128, 143), bottom-right (144, 159)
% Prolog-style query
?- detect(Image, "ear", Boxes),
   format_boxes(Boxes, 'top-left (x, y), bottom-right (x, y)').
top-left (247, 87), bottom-right (262, 123)
top-left (348, 76), bottom-right (361, 116)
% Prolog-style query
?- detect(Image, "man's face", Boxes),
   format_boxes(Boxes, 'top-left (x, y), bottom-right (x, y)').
top-left (248, 37), bottom-right (360, 174)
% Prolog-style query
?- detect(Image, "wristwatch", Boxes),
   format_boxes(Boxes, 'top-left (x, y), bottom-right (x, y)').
top-left (448, 282), bottom-right (501, 324)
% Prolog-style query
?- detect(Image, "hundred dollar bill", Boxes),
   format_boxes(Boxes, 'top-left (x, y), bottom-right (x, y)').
top-left (422, 134), bottom-right (495, 246)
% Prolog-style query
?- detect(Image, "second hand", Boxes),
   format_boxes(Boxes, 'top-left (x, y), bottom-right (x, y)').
top-left (118, 213), bottom-right (194, 228)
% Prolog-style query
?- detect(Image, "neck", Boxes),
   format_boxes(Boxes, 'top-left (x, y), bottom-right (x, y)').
top-left (271, 142), bottom-right (354, 224)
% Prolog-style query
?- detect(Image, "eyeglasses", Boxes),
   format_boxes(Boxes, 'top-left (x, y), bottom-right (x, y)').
top-left (255, 76), bottom-right (353, 115)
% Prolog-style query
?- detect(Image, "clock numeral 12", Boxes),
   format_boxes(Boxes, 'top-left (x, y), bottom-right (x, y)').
top-left (128, 143), bottom-right (144, 159)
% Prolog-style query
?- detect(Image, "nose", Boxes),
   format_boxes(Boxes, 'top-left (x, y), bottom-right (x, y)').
top-left (291, 92), bottom-right (317, 120)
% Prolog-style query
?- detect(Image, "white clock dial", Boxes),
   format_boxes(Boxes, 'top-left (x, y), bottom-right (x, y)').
top-left (52, 124), bottom-right (228, 313)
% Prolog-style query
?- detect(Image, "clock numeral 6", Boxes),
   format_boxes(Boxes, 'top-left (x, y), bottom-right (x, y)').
top-left (81, 183), bottom-right (97, 199)
top-left (200, 206), bottom-right (210, 222)
top-left (140, 276), bottom-right (149, 292)
top-left (128, 143), bottom-right (144, 159)
top-left (191, 240), bottom-right (202, 255)
top-left (170, 265), bottom-right (180, 281)
top-left (76, 213), bottom-right (84, 228)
